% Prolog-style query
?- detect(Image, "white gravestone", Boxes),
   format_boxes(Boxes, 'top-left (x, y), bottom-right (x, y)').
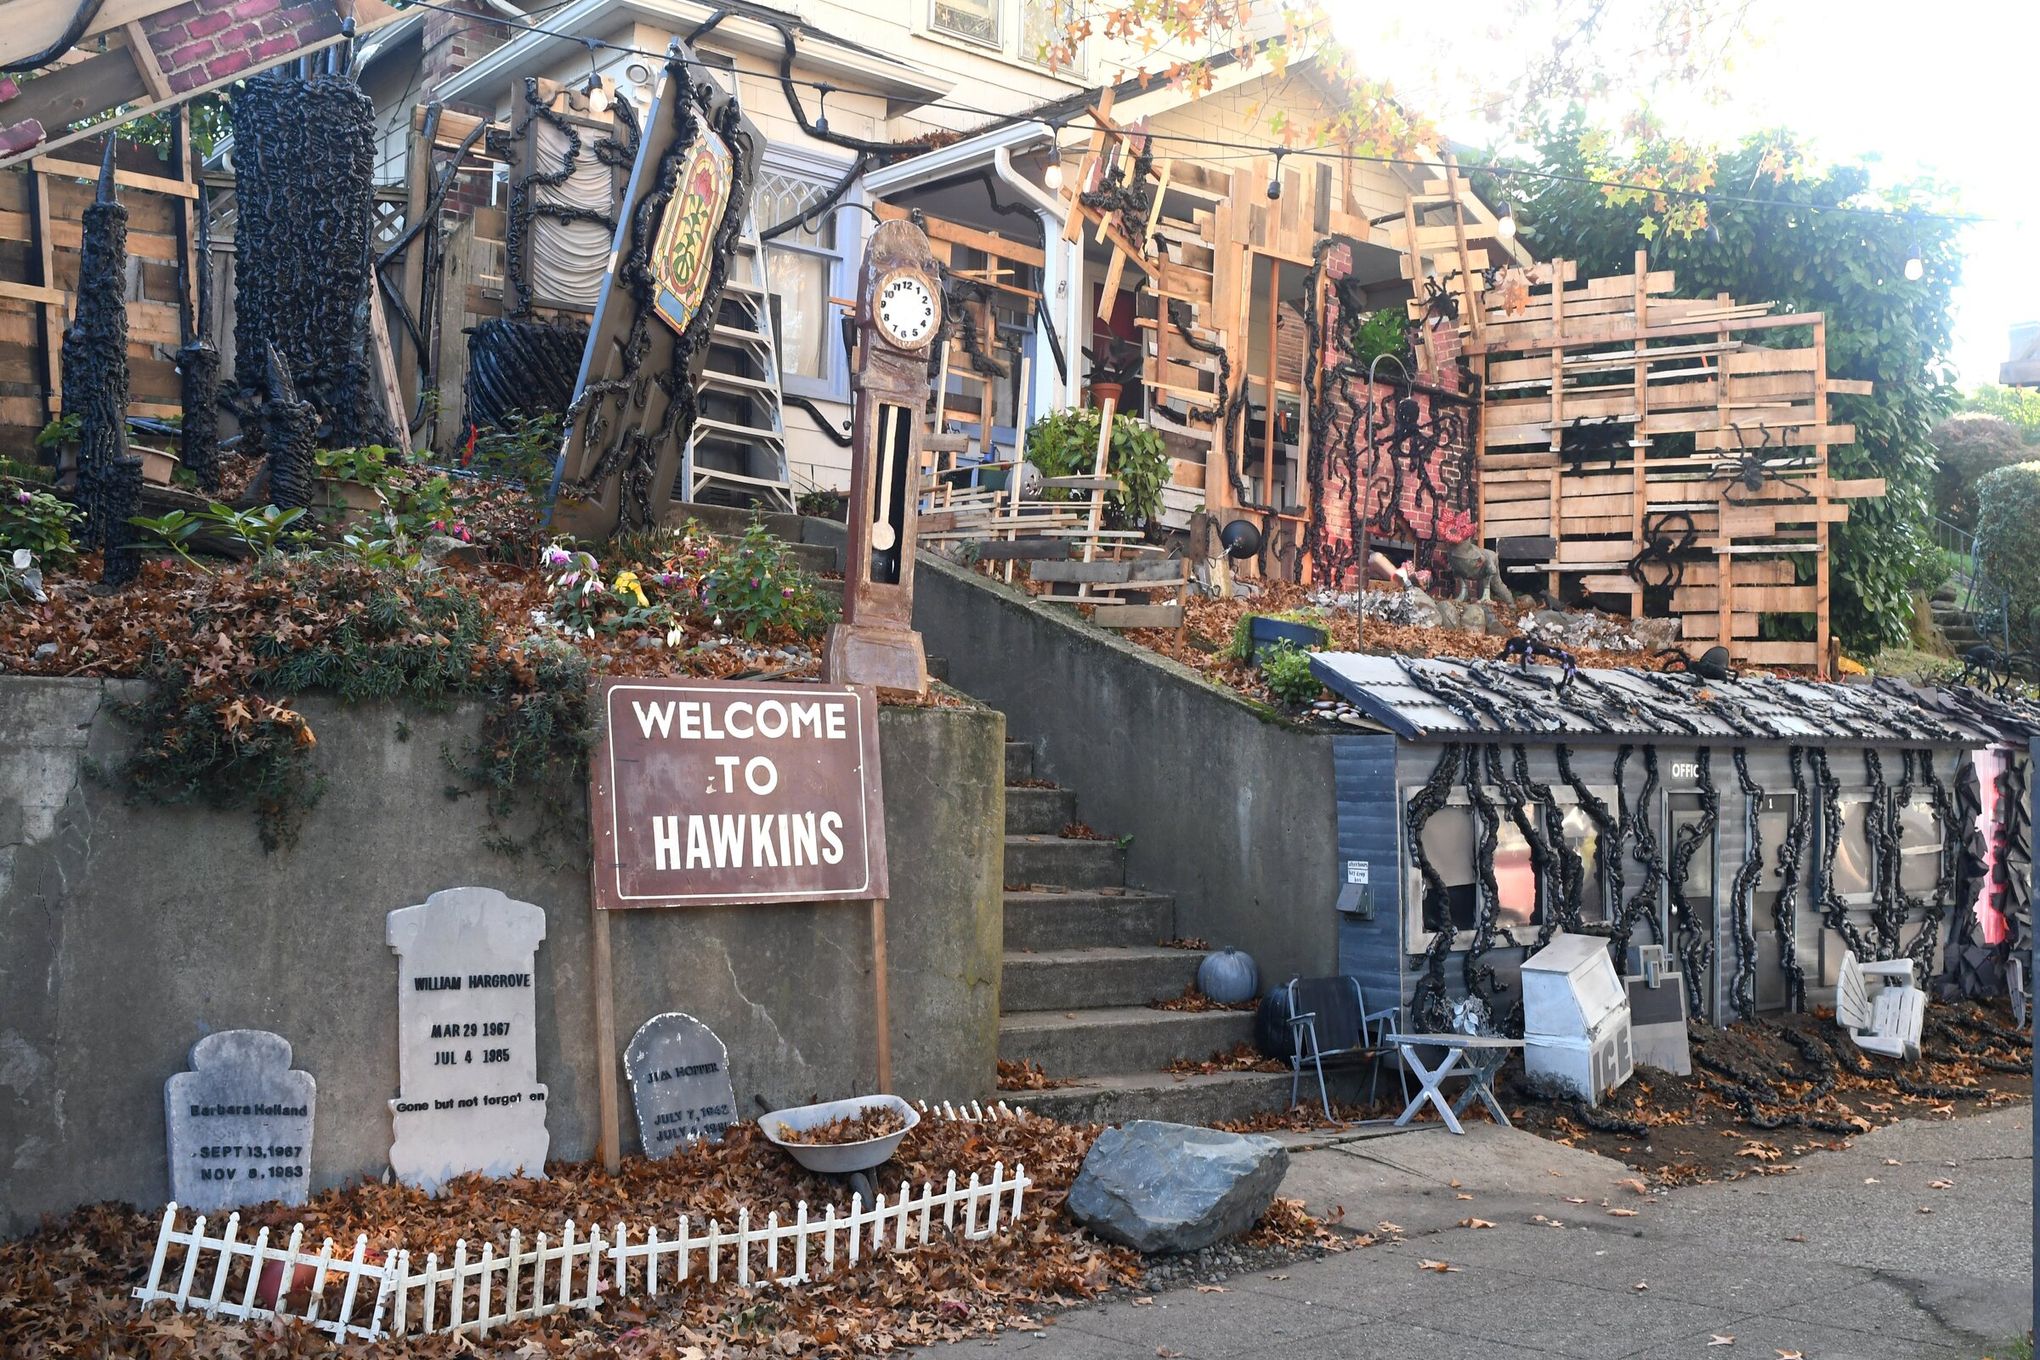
top-left (387, 886), bottom-right (549, 1193)
top-left (165, 1029), bottom-right (315, 1213)
top-left (624, 1012), bottom-right (737, 1157)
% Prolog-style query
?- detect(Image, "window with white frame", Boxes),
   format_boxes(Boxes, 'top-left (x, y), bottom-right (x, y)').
top-left (932, 0), bottom-right (1002, 46)
top-left (927, 0), bottom-right (1086, 73)
top-left (755, 160), bottom-right (857, 400)
top-left (1020, 0), bottom-right (1082, 72)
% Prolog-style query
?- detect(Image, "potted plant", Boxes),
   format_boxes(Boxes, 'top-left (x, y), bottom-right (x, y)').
top-left (1227, 608), bottom-right (1330, 662)
top-left (1023, 407), bottom-right (1168, 529)
top-left (311, 446), bottom-right (395, 527)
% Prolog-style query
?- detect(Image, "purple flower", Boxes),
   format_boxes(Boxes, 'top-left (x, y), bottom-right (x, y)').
top-left (781, 587), bottom-right (794, 598)
top-left (14, 490), bottom-right (30, 505)
top-left (542, 545), bottom-right (572, 567)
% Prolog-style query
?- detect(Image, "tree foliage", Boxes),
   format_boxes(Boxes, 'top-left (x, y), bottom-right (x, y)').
top-left (1961, 383), bottom-right (2040, 435)
top-left (1974, 462), bottom-right (2040, 657)
top-left (1504, 121), bottom-right (1963, 654)
top-left (1931, 414), bottom-right (2030, 529)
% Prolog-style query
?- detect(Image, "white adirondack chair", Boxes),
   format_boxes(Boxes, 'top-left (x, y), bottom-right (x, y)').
top-left (1837, 951), bottom-right (1924, 1061)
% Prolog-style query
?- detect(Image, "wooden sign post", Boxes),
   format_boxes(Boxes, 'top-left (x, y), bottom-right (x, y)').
top-left (585, 678), bottom-right (891, 1170)
top-left (823, 217), bottom-right (942, 698)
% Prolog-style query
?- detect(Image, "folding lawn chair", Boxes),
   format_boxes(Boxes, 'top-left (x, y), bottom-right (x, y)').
top-left (1283, 975), bottom-right (1406, 1120)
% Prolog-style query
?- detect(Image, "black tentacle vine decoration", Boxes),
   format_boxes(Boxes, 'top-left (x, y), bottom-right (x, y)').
top-left (1407, 744), bottom-right (1465, 1034)
top-left (1669, 749), bottom-right (1717, 1018)
top-left (1726, 748), bottom-right (1766, 1021)
top-left (1461, 746), bottom-right (1507, 1009)
top-left (1770, 748), bottom-right (1813, 1012)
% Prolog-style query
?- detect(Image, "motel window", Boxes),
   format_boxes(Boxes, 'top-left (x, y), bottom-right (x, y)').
top-left (932, 0), bottom-right (1002, 46)
top-left (1832, 799), bottom-right (1874, 898)
top-left (756, 159), bottom-right (857, 401)
top-left (1898, 798), bottom-right (1942, 895)
top-left (1561, 802), bottom-right (1609, 923)
top-left (1407, 796), bottom-right (1542, 947)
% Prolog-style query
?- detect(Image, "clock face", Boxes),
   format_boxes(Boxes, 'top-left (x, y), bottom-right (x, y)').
top-left (875, 271), bottom-right (938, 350)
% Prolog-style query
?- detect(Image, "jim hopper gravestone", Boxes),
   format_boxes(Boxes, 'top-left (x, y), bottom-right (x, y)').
top-left (625, 1012), bottom-right (737, 1156)
top-left (165, 1030), bottom-right (315, 1213)
top-left (387, 886), bottom-right (549, 1193)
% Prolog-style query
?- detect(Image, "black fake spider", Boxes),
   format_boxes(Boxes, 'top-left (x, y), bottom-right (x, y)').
top-left (1713, 425), bottom-right (1815, 505)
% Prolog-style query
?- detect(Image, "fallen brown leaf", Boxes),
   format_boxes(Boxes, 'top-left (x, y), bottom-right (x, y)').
top-left (1132, 1297), bottom-right (1155, 1307)
top-left (1193, 1285), bottom-right (1228, 1294)
top-left (1632, 1280), bottom-right (1649, 1292)
top-left (1927, 1178), bottom-right (1953, 1190)
top-left (1457, 1218), bottom-right (1495, 1230)
top-left (1708, 1335), bottom-right (1735, 1347)
top-left (1607, 1208), bottom-right (1639, 1218)
top-left (1416, 1259), bottom-right (1461, 1273)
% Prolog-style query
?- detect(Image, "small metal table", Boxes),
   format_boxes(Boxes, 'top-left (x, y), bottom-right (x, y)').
top-left (1386, 1033), bottom-right (1524, 1135)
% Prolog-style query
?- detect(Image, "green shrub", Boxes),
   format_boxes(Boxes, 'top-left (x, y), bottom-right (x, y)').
top-left (1932, 414), bottom-right (2029, 529)
top-left (1, 485), bottom-right (83, 567)
top-left (1350, 307), bottom-right (1412, 368)
top-left (1975, 461), bottom-right (2040, 655)
top-left (1259, 640), bottom-right (1323, 707)
top-left (1025, 407), bottom-right (1169, 528)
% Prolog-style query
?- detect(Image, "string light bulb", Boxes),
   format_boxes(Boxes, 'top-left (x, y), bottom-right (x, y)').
top-left (1496, 206), bottom-right (1516, 239)
top-left (1267, 149), bottom-right (1285, 201)
top-left (1042, 141), bottom-right (1063, 192)
top-left (813, 83), bottom-right (833, 137)
top-left (1903, 244), bottom-right (1924, 281)
top-left (581, 39), bottom-right (607, 114)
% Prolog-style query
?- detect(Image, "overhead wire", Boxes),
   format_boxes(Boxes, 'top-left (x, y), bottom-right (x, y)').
top-left (385, 0), bottom-right (1998, 227)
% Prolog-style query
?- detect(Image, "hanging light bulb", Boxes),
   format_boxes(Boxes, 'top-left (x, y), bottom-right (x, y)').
top-left (581, 39), bottom-right (607, 114)
top-left (1496, 206), bottom-right (1516, 239)
top-left (1904, 244), bottom-right (1925, 281)
top-left (1042, 140), bottom-right (1063, 192)
top-left (1267, 149), bottom-right (1285, 201)
top-left (813, 83), bottom-right (833, 137)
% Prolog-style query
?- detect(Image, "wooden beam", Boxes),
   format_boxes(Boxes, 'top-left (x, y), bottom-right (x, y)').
top-left (122, 22), bottom-right (174, 104)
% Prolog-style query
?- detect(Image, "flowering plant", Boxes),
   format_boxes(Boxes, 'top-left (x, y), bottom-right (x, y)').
top-left (1, 484), bottom-right (83, 568)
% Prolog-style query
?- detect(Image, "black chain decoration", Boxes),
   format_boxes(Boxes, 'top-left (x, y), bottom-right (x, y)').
top-left (228, 69), bottom-right (396, 449)
top-left (1725, 749), bottom-right (1766, 1021)
top-left (256, 345), bottom-right (318, 513)
top-left (178, 194), bottom-right (221, 494)
top-left (1612, 746), bottom-right (1667, 963)
top-left (560, 65), bottom-right (756, 529)
top-left (1809, 749), bottom-right (1877, 960)
top-left (1461, 745), bottom-right (1507, 1008)
top-left (1939, 755), bottom-right (1991, 996)
top-left (1911, 750), bottom-right (1956, 974)
top-left (1865, 749), bottom-right (1909, 959)
top-left (62, 145), bottom-right (139, 579)
top-left (1556, 744), bottom-right (1618, 927)
top-left (1165, 299), bottom-right (1249, 497)
top-left (501, 77), bottom-right (640, 321)
top-left (1669, 749), bottom-right (1718, 1017)
top-left (1769, 748), bottom-right (1812, 1012)
top-left (1692, 1031), bottom-right (1861, 1136)
top-left (1407, 744), bottom-right (1464, 1034)
top-left (1517, 745), bottom-right (1585, 944)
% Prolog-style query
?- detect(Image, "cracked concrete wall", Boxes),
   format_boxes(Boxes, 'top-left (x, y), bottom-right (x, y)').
top-left (0, 678), bottom-right (1002, 1235)
top-left (913, 557), bottom-right (1339, 984)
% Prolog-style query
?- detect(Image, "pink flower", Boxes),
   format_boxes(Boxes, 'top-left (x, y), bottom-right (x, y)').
top-left (781, 587), bottom-right (794, 598)
top-left (13, 490), bottom-right (29, 505)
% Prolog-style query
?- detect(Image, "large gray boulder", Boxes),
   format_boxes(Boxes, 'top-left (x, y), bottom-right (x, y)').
top-left (1065, 1120), bottom-right (1289, 1254)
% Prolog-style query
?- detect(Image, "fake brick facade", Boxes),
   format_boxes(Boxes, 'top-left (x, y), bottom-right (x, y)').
top-left (141, 0), bottom-right (345, 95)
top-left (1309, 378), bottom-right (1477, 586)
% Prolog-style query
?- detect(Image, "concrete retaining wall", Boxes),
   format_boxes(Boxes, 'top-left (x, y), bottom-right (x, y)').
top-left (913, 556), bottom-right (1340, 983)
top-left (0, 678), bottom-right (1002, 1235)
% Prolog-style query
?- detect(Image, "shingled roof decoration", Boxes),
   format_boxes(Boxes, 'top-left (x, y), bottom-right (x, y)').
top-left (1310, 653), bottom-right (2040, 747)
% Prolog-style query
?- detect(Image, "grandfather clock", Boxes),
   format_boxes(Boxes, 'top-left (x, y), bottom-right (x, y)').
top-left (823, 218), bottom-right (942, 697)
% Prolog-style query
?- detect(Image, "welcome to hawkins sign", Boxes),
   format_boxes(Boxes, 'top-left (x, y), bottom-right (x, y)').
top-left (589, 677), bottom-right (888, 908)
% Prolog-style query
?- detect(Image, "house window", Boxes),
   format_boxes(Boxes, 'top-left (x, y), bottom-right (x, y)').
top-left (1561, 803), bottom-right (1608, 923)
top-left (1406, 796), bottom-right (1541, 948)
top-left (932, 0), bottom-right (1001, 46)
top-left (1832, 798), bottom-right (1874, 898)
top-left (1898, 798), bottom-right (1941, 895)
top-left (1021, 0), bottom-right (1080, 71)
top-left (755, 163), bottom-right (855, 399)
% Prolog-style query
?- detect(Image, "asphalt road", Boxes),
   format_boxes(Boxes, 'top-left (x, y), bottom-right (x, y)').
top-left (917, 1105), bottom-right (2033, 1359)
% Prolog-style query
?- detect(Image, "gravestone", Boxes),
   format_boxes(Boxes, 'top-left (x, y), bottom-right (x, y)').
top-left (387, 886), bottom-right (549, 1194)
top-left (624, 1012), bottom-right (737, 1157)
top-left (164, 1029), bottom-right (315, 1213)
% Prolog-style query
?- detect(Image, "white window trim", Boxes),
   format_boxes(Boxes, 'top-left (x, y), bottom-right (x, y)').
top-left (757, 144), bottom-right (864, 404)
top-left (916, 0), bottom-right (1091, 80)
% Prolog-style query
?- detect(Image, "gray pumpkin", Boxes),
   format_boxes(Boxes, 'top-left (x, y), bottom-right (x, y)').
top-left (1197, 947), bottom-right (1259, 1004)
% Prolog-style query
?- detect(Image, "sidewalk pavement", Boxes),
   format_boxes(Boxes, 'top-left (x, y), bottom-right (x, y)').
top-left (919, 1105), bottom-right (2033, 1359)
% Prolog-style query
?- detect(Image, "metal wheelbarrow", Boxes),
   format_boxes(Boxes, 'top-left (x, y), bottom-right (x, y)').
top-left (759, 1093), bottom-right (920, 1203)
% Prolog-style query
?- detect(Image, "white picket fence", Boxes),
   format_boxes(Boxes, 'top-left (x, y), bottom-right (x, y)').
top-left (134, 1100), bottom-right (1031, 1342)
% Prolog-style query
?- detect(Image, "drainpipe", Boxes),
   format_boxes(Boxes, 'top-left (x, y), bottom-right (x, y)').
top-left (992, 130), bottom-right (1082, 420)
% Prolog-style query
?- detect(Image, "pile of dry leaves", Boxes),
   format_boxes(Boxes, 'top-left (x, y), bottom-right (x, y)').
top-left (0, 1114), bottom-right (1347, 1358)
top-left (775, 1108), bottom-right (909, 1146)
top-left (995, 1059), bottom-right (1074, 1092)
top-left (1165, 1043), bottom-right (1287, 1076)
top-left (1148, 985), bottom-right (1257, 1014)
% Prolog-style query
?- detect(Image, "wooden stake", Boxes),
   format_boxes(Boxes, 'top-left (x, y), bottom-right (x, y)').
top-left (871, 898), bottom-right (892, 1092)
top-left (589, 825), bottom-right (621, 1175)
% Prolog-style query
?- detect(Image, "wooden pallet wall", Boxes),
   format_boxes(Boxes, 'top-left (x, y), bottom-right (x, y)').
top-left (1462, 250), bottom-right (1882, 672)
top-left (0, 129), bottom-right (197, 460)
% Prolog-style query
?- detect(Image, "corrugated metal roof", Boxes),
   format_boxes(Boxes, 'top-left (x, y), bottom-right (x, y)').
top-left (1309, 652), bottom-right (2040, 747)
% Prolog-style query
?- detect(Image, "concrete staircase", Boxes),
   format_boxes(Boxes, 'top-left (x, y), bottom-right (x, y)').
top-left (997, 737), bottom-right (1297, 1127)
top-left (1931, 582), bottom-right (1985, 656)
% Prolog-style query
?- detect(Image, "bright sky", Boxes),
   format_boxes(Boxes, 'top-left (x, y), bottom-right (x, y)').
top-left (1335, 2), bottom-right (2039, 389)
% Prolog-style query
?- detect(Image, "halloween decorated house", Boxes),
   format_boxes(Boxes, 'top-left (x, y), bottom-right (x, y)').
top-left (0, 5), bottom-right (2033, 1351)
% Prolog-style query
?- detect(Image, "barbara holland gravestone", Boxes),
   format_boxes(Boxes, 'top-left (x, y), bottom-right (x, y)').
top-left (624, 1012), bottom-right (737, 1157)
top-left (165, 1029), bottom-right (316, 1213)
top-left (387, 886), bottom-right (549, 1193)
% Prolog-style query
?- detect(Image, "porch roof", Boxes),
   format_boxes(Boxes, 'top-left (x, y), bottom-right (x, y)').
top-left (1310, 652), bottom-right (2040, 748)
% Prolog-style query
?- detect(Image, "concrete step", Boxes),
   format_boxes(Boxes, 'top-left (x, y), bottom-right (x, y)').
top-left (1000, 945), bottom-right (1206, 1011)
top-left (1005, 785), bottom-right (1076, 835)
top-left (998, 1006), bottom-right (1257, 1077)
top-left (1005, 741), bottom-right (1035, 782)
top-left (1004, 834), bottom-right (1126, 890)
top-left (667, 500), bottom-right (809, 543)
top-left (1005, 1069), bottom-right (1306, 1128)
top-left (1003, 889), bottom-right (1175, 951)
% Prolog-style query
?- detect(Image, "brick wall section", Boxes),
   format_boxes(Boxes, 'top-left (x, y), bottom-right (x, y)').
top-left (142, 0), bottom-right (344, 95)
top-left (1311, 377), bottom-right (1477, 586)
top-left (421, 0), bottom-right (510, 106)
